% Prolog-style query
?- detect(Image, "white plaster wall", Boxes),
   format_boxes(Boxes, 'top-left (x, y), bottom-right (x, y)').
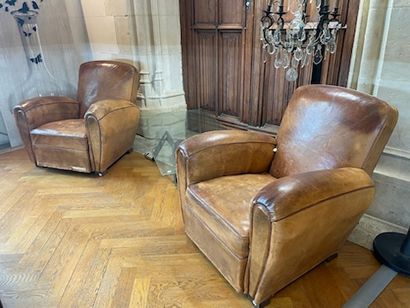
top-left (0, 0), bottom-right (186, 147)
top-left (0, 0), bottom-right (90, 147)
top-left (80, 0), bottom-right (186, 111)
top-left (349, 0), bottom-right (410, 247)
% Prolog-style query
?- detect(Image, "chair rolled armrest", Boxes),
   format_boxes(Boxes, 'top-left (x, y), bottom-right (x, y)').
top-left (247, 167), bottom-right (375, 304)
top-left (176, 130), bottom-right (276, 188)
top-left (85, 99), bottom-right (139, 173)
top-left (13, 96), bottom-right (79, 162)
top-left (252, 167), bottom-right (374, 222)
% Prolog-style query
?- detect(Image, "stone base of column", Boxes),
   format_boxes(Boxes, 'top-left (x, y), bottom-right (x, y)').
top-left (137, 92), bottom-right (186, 112)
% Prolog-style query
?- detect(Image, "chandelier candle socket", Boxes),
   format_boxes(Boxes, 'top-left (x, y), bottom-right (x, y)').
top-left (261, 0), bottom-right (343, 81)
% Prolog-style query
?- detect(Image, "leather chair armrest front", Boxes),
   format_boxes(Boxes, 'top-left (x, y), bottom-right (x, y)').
top-left (13, 96), bottom-right (79, 162)
top-left (247, 167), bottom-right (375, 304)
top-left (85, 99), bottom-right (139, 173)
top-left (176, 130), bottom-right (277, 191)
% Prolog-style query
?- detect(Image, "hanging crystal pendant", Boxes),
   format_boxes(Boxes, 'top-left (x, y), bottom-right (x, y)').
top-left (286, 67), bottom-right (299, 81)
top-left (327, 40), bottom-right (337, 54)
top-left (314, 45), bottom-right (323, 65)
top-left (294, 47), bottom-right (304, 61)
top-left (267, 44), bottom-right (276, 54)
top-left (274, 47), bottom-right (284, 69)
top-left (283, 51), bottom-right (291, 69)
top-left (273, 29), bottom-right (281, 45)
top-left (301, 51), bottom-right (308, 68)
top-left (260, 0), bottom-right (342, 82)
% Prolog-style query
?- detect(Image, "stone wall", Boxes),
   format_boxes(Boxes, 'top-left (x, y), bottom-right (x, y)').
top-left (348, 0), bottom-right (409, 248)
top-left (0, 0), bottom-right (90, 147)
top-left (80, 0), bottom-right (186, 112)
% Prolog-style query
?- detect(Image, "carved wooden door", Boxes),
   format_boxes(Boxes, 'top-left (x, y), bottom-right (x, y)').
top-left (180, 0), bottom-right (254, 124)
top-left (181, 0), bottom-right (359, 131)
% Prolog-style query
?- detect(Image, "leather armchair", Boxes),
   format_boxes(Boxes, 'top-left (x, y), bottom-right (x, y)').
top-left (176, 85), bottom-right (398, 306)
top-left (14, 61), bottom-right (140, 175)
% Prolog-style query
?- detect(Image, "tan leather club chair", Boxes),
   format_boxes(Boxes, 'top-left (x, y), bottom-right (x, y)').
top-left (176, 85), bottom-right (398, 307)
top-left (14, 61), bottom-right (140, 176)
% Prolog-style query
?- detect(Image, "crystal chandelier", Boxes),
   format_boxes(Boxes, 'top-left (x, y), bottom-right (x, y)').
top-left (261, 0), bottom-right (342, 81)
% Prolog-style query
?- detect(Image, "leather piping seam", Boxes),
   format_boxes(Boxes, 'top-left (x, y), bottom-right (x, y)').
top-left (180, 141), bottom-right (276, 157)
top-left (85, 115), bottom-right (102, 172)
top-left (362, 114), bottom-right (390, 172)
top-left (22, 101), bottom-right (79, 112)
top-left (30, 134), bottom-right (87, 139)
top-left (184, 203), bottom-right (248, 261)
top-left (17, 110), bottom-right (36, 162)
top-left (90, 104), bottom-right (136, 121)
top-left (32, 144), bottom-right (89, 152)
top-left (251, 205), bottom-right (273, 299)
top-left (187, 188), bottom-right (249, 242)
top-left (256, 185), bottom-right (375, 223)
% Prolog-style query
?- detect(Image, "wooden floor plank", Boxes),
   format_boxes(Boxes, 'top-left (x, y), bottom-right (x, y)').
top-left (0, 149), bottom-right (408, 307)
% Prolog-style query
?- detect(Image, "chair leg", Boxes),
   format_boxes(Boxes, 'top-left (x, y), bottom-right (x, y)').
top-left (325, 253), bottom-right (338, 263)
top-left (252, 298), bottom-right (270, 308)
top-left (126, 148), bottom-right (133, 154)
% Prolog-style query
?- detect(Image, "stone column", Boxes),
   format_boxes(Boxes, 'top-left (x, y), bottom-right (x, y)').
top-left (81, 0), bottom-right (186, 111)
top-left (348, 0), bottom-right (410, 249)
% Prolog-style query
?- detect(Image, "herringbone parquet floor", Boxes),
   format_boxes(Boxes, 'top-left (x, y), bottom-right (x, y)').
top-left (0, 149), bottom-right (409, 308)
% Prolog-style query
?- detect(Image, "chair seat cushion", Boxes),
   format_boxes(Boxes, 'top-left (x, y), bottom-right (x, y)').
top-left (30, 119), bottom-right (88, 151)
top-left (187, 173), bottom-right (276, 258)
top-left (30, 119), bottom-right (91, 172)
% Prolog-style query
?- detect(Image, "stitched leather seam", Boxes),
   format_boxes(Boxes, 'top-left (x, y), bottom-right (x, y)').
top-left (95, 105), bottom-right (135, 121)
top-left (184, 204), bottom-right (248, 261)
top-left (262, 185), bottom-right (375, 222)
top-left (184, 141), bottom-right (276, 157)
top-left (23, 101), bottom-right (78, 112)
top-left (187, 188), bottom-right (249, 242)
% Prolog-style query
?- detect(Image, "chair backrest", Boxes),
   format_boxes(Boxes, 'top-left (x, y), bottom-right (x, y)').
top-left (270, 85), bottom-right (398, 178)
top-left (77, 61), bottom-right (139, 116)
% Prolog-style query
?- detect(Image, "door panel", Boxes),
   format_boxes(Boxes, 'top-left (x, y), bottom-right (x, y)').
top-left (196, 31), bottom-right (218, 111)
top-left (180, 0), bottom-right (359, 131)
top-left (183, 0), bottom-right (251, 122)
top-left (219, 0), bottom-right (246, 28)
top-left (219, 31), bottom-right (244, 116)
top-left (193, 0), bottom-right (217, 27)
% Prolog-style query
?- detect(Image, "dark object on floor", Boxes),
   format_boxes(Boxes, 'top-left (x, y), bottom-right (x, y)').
top-left (374, 227), bottom-right (410, 276)
top-left (13, 60), bottom-right (140, 176)
top-left (176, 85), bottom-right (399, 306)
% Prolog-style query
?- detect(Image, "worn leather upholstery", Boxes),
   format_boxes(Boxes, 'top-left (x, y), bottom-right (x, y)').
top-left (85, 99), bottom-right (140, 173)
top-left (176, 85), bottom-right (398, 305)
top-left (78, 61), bottom-right (139, 116)
top-left (14, 61), bottom-right (140, 174)
top-left (270, 85), bottom-right (398, 177)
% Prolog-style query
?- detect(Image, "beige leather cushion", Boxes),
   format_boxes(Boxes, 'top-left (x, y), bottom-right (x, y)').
top-left (187, 173), bottom-right (276, 258)
top-left (31, 119), bottom-right (88, 151)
